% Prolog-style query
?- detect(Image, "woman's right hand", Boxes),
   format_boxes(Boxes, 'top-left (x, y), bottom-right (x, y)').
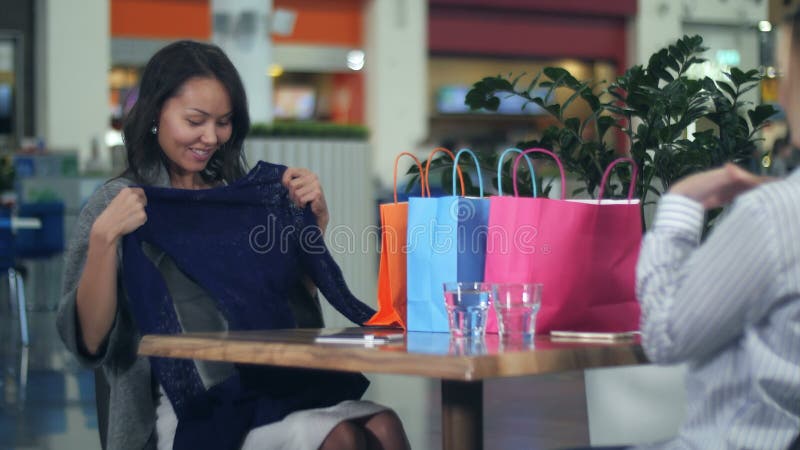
top-left (91, 187), bottom-right (148, 244)
top-left (77, 187), bottom-right (147, 355)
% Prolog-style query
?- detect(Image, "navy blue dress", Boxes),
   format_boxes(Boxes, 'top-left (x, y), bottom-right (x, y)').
top-left (121, 162), bottom-right (376, 450)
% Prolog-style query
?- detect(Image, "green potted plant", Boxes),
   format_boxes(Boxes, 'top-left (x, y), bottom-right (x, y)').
top-left (414, 35), bottom-right (776, 229)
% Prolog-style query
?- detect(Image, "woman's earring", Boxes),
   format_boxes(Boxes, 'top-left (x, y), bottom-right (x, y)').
top-left (151, 125), bottom-right (158, 135)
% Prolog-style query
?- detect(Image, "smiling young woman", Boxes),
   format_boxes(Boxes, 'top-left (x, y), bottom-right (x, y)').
top-left (57, 40), bottom-right (410, 450)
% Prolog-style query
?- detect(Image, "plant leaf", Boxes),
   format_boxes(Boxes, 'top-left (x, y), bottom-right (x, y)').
top-left (729, 67), bottom-right (748, 87)
top-left (545, 103), bottom-right (562, 119)
top-left (543, 67), bottom-right (580, 89)
top-left (580, 89), bottom-right (602, 111)
top-left (716, 80), bottom-right (737, 100)
top-left (564, 117), bottom-right (580, 133)
top-left (748, 104), bottom-right (778, 128)
top-left (597, 116), bottom-right (617, 139)
top-left (652, 66), bottom-right (675, 82)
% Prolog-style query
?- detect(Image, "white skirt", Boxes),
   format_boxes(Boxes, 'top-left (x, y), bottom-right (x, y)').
top-left (156, 387), bottom-right (388, 450)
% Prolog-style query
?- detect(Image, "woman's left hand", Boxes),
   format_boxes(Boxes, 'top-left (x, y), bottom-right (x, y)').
top-left (282, 167), bottom-right (330, 231)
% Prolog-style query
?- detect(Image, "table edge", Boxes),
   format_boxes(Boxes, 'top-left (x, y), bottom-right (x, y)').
top-left (138, 333), bottom-right (647, 381)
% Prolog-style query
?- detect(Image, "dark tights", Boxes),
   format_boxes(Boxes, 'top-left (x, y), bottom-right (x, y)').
top-left (319, 410), bottom-right (410, 450)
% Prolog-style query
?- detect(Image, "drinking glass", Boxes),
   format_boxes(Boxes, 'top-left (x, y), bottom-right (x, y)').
top-left (491, 283), bottom-right (543, 341)
top-left (442, 281), bottom-right (491, 339)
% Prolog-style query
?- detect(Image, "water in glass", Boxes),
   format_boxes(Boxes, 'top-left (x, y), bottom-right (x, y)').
top-left (444, 287), bottom-right (490, 338)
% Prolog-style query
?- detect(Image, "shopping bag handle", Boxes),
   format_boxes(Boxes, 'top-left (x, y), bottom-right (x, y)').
top-left (424, 147), bottom-right (466, 197)
top-left (393, 152), bottom-right (425, 204)
top-left (513, 148), bottom-right (567, 199)
top-left (497, 147), bottom-right (537, 197)
top-left (597, 157), bottom-right (639, 202)
top-left (451, 148), bottom-right (485, 198)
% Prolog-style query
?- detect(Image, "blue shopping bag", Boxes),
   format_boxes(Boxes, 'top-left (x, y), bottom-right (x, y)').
top-left (406, 148), bottom-right (490, 332)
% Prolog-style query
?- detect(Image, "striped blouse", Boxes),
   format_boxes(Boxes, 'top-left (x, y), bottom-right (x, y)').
top-left (635, 173), bottom-right (800, 449)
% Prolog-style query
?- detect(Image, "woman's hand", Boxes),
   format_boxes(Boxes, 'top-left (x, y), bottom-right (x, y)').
top-left (91, 187), bottom-right (148, 245)
top-left (282, 167), bottom-right (329, 232)
top-left (77, 187), bottom-right (147, 355)
top-left (669, 163), bottom-right (772, 209)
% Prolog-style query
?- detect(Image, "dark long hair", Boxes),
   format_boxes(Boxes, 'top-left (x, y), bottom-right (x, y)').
top-left (122, 40), bottom-right (250, 185)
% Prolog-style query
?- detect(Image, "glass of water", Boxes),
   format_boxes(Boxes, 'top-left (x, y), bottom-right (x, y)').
top-left (442, 282), bottom-right (491, 339)
top-left (491, 283), bottom-right (543, 342)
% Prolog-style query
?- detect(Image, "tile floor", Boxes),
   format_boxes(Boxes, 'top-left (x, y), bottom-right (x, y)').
top-left (1, 310), bottom-right (100, 450)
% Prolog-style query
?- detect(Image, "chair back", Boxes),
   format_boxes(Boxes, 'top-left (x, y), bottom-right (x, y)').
top-left (0, 206), bottom-right (15, 269)
top-left (16, 202), bottom-right (64, 258)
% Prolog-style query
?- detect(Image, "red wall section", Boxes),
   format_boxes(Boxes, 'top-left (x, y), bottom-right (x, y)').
top-left (429, 0), bottom-right (637, 17)
top-left (112, 0), bottom-right (210, 39)
top-left (429, 0), bottom-right (635, 72)
top-left (430, 10), bottom-right (627, 69)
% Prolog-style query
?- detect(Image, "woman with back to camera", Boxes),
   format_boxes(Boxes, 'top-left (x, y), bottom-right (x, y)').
top-left (633, 10), bottom-right (800, 448)
top-left (56, 40), bottom-right (409, 450)
top-left (567, 7), bottom-right (800, 450)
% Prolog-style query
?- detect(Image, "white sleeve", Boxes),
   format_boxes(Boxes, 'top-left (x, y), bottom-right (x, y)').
top-left (636, 193), bottom-right (778, 364)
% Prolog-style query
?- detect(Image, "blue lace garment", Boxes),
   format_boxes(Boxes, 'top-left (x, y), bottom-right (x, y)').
top-left (120, 161), bottom-right (376, 450)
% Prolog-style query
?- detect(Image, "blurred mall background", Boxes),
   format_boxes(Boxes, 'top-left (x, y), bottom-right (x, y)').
top-left (0, 0), bottom-right (787, 449)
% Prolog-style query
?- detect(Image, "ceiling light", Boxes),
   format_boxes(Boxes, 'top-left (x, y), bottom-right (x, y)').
top-left (268, 64), bottom-right (284, 77)
top-left (346, 50), bottom-right (365, 71)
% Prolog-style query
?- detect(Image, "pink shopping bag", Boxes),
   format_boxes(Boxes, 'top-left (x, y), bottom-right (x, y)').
top-left (484, 148), bottom-right (536, 334)
top-left (483, 148), bottom-right (642, 334)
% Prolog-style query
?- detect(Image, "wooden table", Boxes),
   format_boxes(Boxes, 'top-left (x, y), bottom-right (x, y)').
top-left (139, 329), bottom-right (647, 450)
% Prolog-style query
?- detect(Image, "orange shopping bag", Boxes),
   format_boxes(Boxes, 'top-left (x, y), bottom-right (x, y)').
top-left (365, 152), bottom-right (425, 328)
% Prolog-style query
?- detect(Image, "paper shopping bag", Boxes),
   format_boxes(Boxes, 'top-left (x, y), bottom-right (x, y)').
top-left (406, 148), bottom-right (490, 332)
top-left (483, 149), bottom-right (642, 334)
top-left (366, 152), bottom-right (424, 328)
top-left (484, 148), bottom-right (536, 334)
